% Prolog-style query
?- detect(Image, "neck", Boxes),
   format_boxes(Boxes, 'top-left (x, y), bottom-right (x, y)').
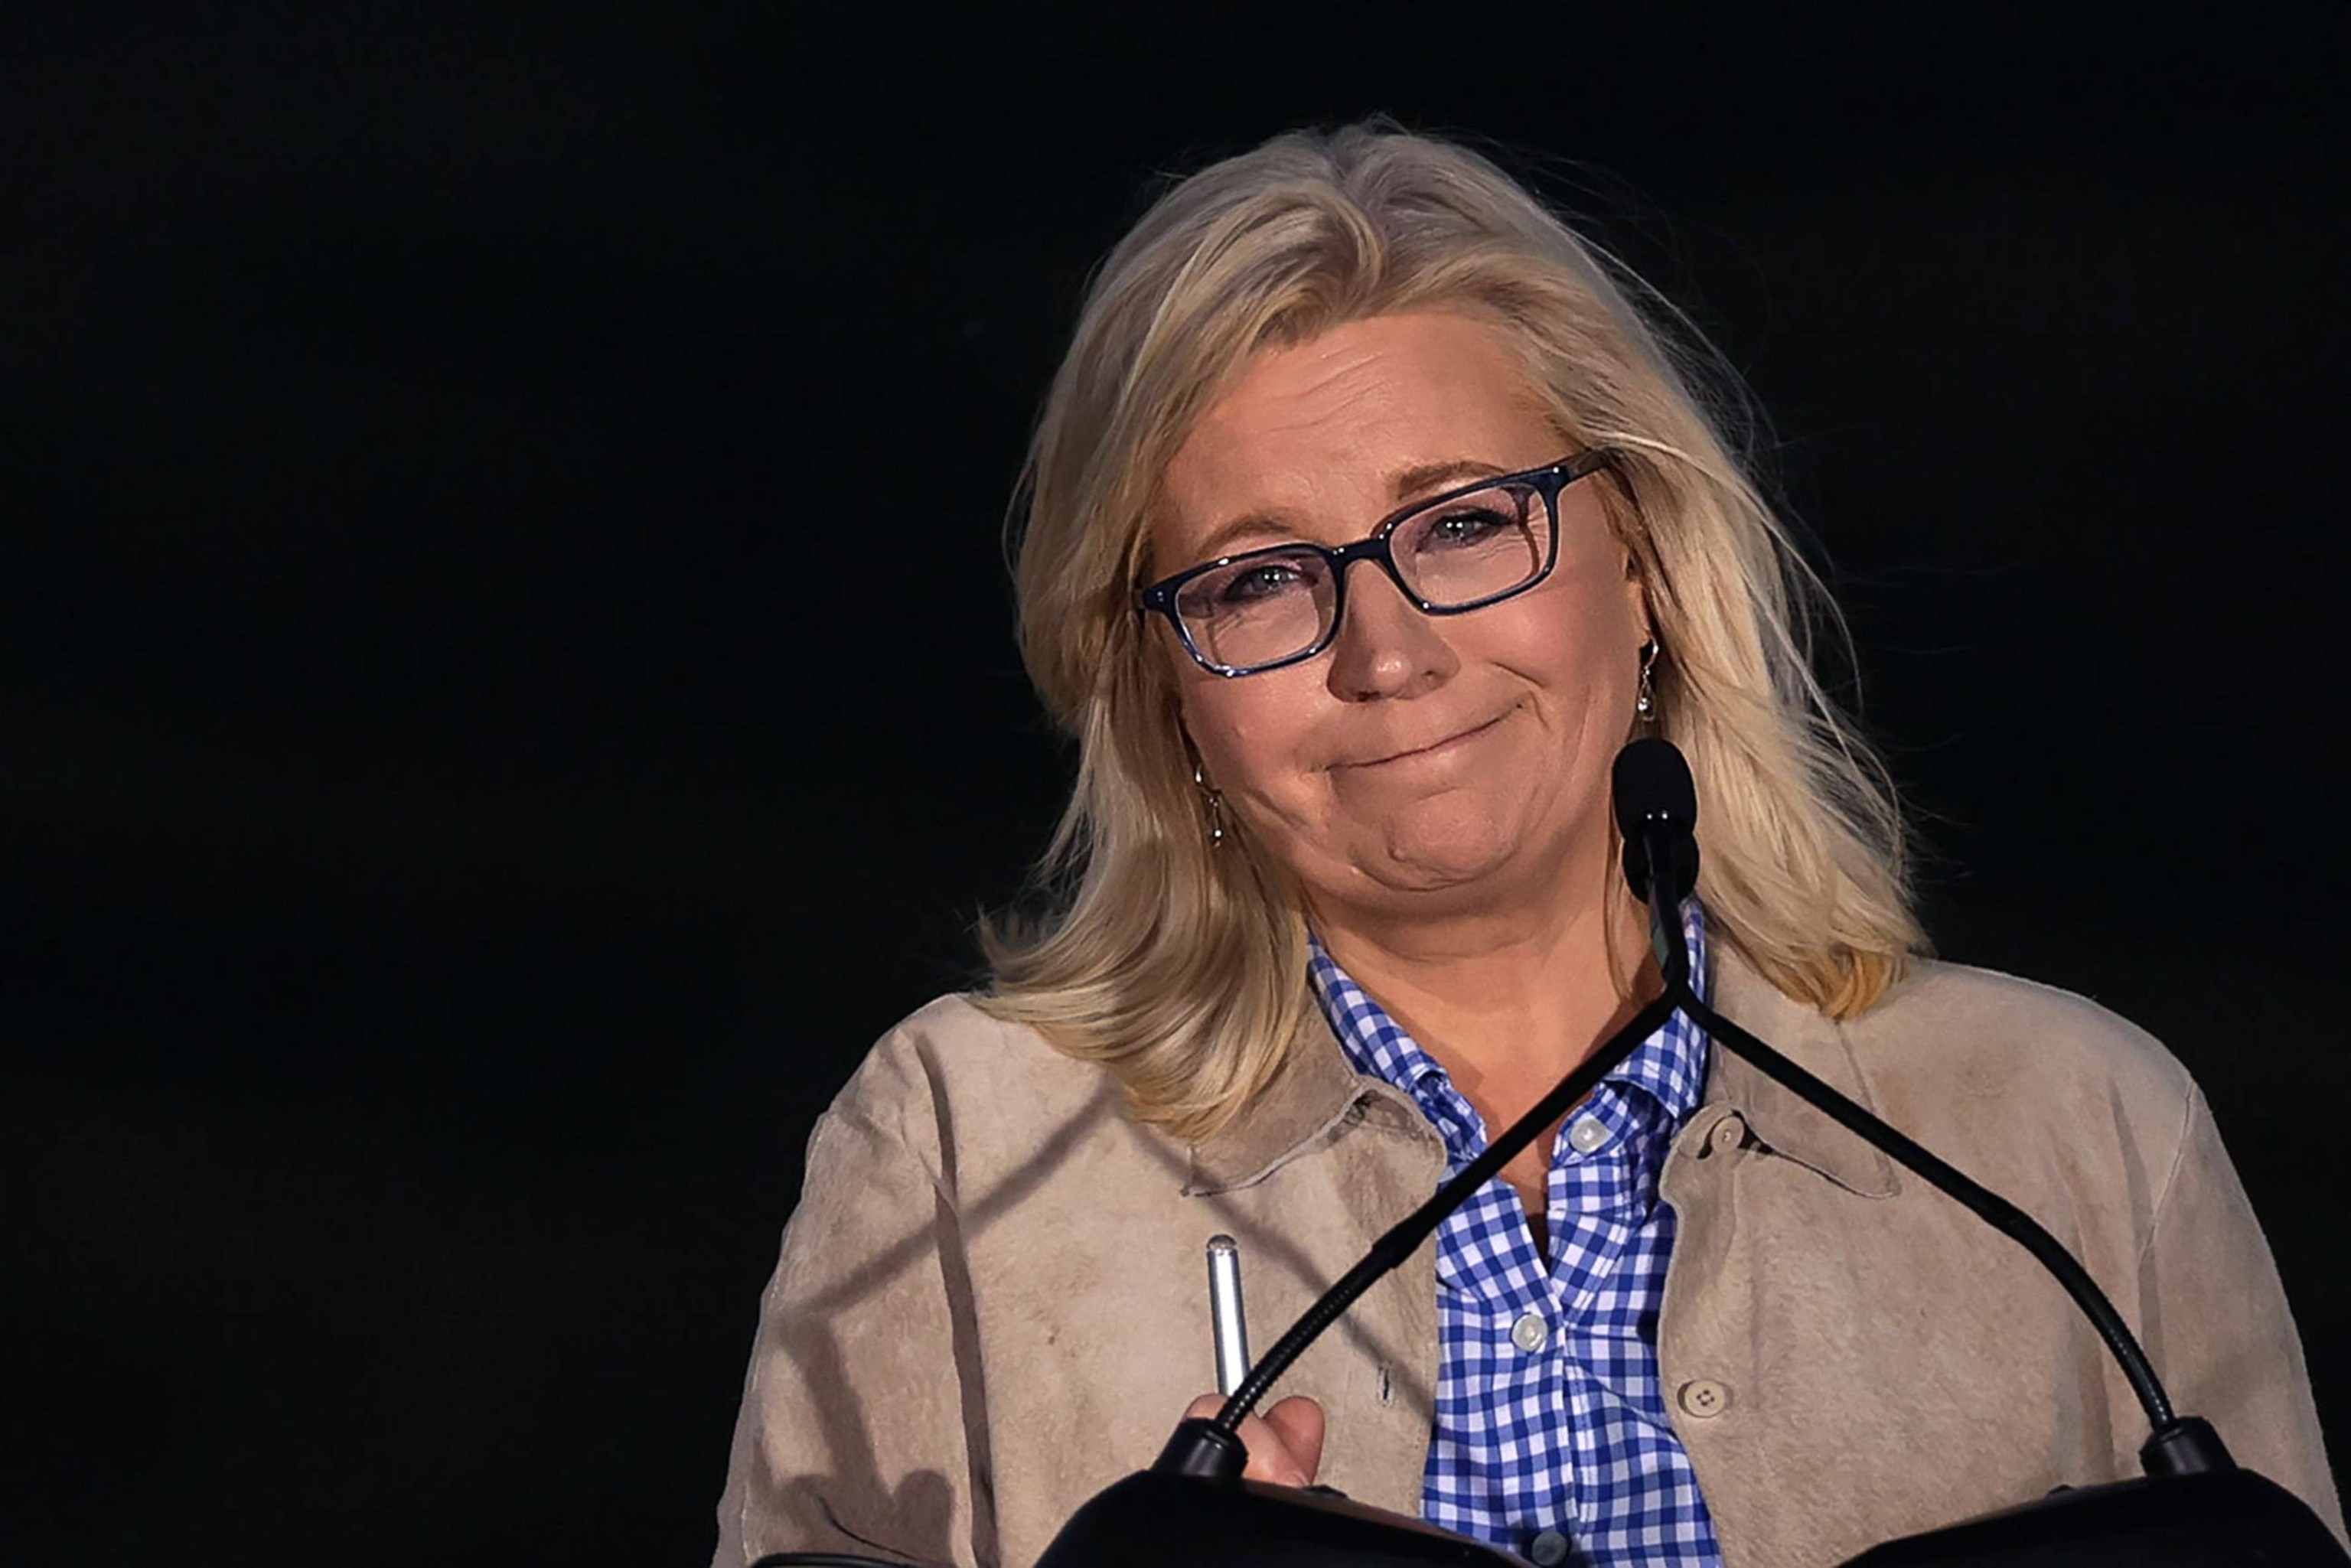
top-left (1312, 860), bottom-right (1660, 1100)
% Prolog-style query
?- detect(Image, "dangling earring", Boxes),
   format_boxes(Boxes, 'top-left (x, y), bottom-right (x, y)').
top-left (1635, 640), bottom-right (1660, 723)
top-left (1192, 762), bottom-right (1228, 849)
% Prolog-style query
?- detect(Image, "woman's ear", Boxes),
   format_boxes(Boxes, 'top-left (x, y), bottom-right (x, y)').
top-left (1621, 553), bottom-right (1654, 649)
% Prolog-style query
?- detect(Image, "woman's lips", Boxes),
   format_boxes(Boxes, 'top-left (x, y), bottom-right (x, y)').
top-left (1340, 709), bottom-right (1511, 770)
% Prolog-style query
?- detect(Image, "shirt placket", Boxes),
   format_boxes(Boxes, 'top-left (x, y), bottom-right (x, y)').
top-left (1549, 1084), bottom-right (1647, 1319)
top-left (1419, 1070), bottom-right (1583, 1532)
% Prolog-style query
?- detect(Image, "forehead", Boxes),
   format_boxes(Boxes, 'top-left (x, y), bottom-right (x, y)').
top-left (1155, 311), bottom-right (1557, 553)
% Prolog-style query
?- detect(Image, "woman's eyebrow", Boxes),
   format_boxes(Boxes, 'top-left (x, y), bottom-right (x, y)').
top-left (1389, 457), bottom-right (1509, 500)
top-left (1189, 511), bottom-right (1295, 562)
top-left (1186, 458), bottom-right (1515, 562)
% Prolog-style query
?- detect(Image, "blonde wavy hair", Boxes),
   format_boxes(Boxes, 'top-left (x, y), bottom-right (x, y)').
top-left (980, 123), bottom-right (1924, 1140)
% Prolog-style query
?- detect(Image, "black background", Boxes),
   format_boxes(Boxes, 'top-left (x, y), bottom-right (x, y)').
top-left (9, 5), bottom-right (2346, 1562)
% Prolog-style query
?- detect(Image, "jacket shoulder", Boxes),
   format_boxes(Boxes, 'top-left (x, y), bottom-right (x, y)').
top-left (1865, 957), bottom-right (2187, 1085)
top-left (1848, 957), bottom-right (2199, 1183)
top-left (823, 993), bottom-right (1127, 1175)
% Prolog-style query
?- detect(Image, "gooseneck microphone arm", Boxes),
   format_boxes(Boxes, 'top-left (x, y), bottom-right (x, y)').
top-left (1218, 735), bottom-right (2202, 1459)
top-left (1211, 934), bottom-right (2193, 1459)
top-left (1211, 917), bottom-right (2190, 1457)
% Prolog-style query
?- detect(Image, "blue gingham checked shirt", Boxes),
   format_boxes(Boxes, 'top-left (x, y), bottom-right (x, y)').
top-left (1307, 901), bottom-right (1723, 1567)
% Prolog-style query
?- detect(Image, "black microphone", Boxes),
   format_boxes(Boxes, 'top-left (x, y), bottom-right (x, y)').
top-left (1612, 736), bottom-right (1699, 986)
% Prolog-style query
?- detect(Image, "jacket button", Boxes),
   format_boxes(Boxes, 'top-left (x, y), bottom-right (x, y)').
top-left (1677, 1377), bottom-right (1733, 1418)
top-left (1510, 1310), bottom-right (1550, 1353)
top-left (1528, 1528), bottom-right (1570, 1565)
top-left (1709, 1114), bottom-right (1746, 1153)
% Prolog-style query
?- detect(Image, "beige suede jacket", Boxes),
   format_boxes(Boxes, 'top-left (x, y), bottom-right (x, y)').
top-left (712, 953), bottom-right (2342, 1567)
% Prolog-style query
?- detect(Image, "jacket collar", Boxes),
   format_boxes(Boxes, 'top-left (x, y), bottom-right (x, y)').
top-left (1185, 943), bottom-right (1897, 1200)
top-left (1183, 1000), bottom-right (1385, 1196)
top-left (1706, 949), bottom-right (1898, 1198)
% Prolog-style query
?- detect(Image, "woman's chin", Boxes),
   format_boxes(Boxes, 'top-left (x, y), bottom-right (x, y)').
top-left (1361, 803), bottom-right (1530, 895)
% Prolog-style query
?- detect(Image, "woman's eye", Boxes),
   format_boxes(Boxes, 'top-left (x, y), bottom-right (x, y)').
top-left (1424, 507), bottom-right (1512, 545)
top-left (1218, 562), bottom-right (1306, 603)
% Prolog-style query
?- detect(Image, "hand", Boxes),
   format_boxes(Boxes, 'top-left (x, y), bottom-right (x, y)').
top-left (1183, 1393), bottom-right (1325, 1487)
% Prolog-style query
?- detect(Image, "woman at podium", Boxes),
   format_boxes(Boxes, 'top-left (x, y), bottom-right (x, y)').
top-left (711, 124), bottom-right (2340, 1566)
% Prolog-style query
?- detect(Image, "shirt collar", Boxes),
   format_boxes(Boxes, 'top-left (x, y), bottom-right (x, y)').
top-left (1305, 901), bottom-right (1711, 1133)
top-left (1185, 919), bottom-right (1896, 1200)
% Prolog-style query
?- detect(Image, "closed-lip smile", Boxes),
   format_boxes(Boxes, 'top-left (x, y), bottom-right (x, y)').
top-left (1342, 709), bottom-right (1511, 769)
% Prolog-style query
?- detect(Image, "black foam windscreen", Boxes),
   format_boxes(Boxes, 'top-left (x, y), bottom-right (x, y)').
top-left (1612, 737), bottom-right (1700, 908)
top-left (1611, 736), bottom-right (1697, 836)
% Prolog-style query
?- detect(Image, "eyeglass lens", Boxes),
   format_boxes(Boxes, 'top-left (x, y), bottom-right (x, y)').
top-left (1172, 480), bottom-right (1550, 672)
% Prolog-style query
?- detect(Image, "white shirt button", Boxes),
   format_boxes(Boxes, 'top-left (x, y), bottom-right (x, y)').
top-left (1528, 1528), bottom-right (1571, 1565)
top-left (1567, 1114), bottom-right (1609, 1155)
top-left (1510, 1310), bottom-right (1550, 1353)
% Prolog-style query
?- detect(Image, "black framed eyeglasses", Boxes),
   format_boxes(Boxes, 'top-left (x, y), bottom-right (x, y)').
top-left (1139, 448), bottom-right (1617, 678)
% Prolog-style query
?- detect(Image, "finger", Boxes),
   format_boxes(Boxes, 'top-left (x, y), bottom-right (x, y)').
top-left (1262, 1395), bottom-right (1325, 1483)
top-left (1176, 1396), bottom-right (1312, 1486)
top-left (1238, 1410), bottom-right (1311, 1486)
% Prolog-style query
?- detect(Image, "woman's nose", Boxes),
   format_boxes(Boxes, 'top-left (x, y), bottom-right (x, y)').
top-left (1324, 564), bottom-right (1459, 702)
